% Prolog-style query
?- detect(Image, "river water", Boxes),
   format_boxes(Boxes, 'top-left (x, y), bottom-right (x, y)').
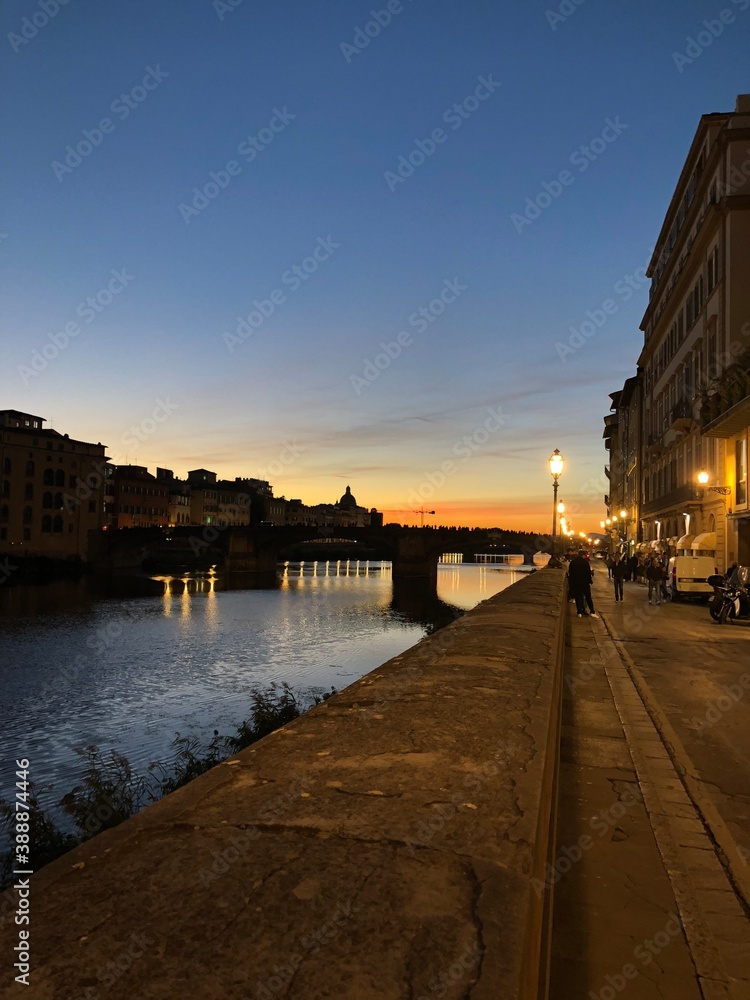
top-left (0, 561), bottom-right (525, 821)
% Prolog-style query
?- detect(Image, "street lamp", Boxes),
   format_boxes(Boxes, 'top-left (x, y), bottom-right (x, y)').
top-left (549, 449), bottom-right (564, 566)
top-left (697, 470), bottom-right (730, 495)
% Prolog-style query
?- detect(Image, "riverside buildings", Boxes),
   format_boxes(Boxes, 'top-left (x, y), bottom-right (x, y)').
top-left (0, 409), bottom-right (108, 557)
top-left (605, 95), bottom-right (750, 572)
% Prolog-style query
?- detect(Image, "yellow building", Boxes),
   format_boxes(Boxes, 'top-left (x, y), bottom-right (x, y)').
top-left (0, 409), bottom-right (108, 559)
top-left (638, 94), bottom-right (750, 571)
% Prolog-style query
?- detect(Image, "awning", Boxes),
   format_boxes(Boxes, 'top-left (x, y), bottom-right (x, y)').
top-left (675, 534), bottom-right (695, 550)
top-left (692, 532), bottom-right (717, 551)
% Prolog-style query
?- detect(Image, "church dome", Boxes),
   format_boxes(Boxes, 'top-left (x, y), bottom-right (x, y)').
top-left (338, 485), bottom-right (357, 508)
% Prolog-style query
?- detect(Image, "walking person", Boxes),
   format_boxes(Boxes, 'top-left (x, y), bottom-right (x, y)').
top-left (646, 556), bottom-right (667, 605)
top-left (568, 549), bottom-right (599, 619)
top-left (611, 552), bottom-right (626, 602)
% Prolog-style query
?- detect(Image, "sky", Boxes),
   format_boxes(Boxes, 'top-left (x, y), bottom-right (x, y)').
top-left (2, 0), bottom-right (749, 533)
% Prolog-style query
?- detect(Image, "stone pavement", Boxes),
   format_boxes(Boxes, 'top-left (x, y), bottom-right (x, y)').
top-left (551, 569), bottom-right (750, 1000)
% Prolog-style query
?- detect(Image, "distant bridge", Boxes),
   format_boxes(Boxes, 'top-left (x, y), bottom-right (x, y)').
top-left (89, 524), bottom-right (543, 587)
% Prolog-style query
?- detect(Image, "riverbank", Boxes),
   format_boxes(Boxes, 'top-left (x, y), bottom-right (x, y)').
top-left (0, 568), bottom-right (567, 999)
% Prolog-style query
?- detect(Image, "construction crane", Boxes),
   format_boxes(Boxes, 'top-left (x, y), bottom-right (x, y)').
top-left (387, 509), bottom-right (436, 528)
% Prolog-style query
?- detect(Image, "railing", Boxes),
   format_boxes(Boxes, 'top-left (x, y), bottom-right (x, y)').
top-left (670, 399), bottom-right (694, 425)
top-left (641, 482), bottom-right (700, 516)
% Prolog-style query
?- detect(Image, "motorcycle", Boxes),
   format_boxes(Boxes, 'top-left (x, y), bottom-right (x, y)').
top-left (713, 579), bottom-right (750, 624)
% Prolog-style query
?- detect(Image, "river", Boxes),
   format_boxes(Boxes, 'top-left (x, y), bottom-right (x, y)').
top-left (0, 561), bottom-right (526, 822)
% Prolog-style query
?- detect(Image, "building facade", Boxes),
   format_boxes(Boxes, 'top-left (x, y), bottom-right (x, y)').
top-left (607, 95), bottom-right (750, 571)
top-left (108, 465), bottom-right (169, 529)
top-left (0, 409), bottom-right (108, 558)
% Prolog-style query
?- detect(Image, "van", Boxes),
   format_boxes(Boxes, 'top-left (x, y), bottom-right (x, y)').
top-left (668, 555), bottom-right (717, 599)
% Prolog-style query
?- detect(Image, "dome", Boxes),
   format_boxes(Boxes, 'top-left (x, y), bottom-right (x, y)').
top-left (338, 485), bottom-right (357, 508)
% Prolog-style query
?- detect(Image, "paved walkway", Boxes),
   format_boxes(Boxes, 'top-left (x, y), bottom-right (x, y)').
top-left (551, 570), bottom-right (750, 1000)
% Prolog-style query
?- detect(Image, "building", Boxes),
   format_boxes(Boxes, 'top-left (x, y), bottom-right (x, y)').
top-left (611, 94), bottom-right (750, 571)
top-left (108, 465), bottom-right (169, 528)
top-left (603, 373), bottom-right (642, 555)
top-left (0, 409), bottom-right (108, 558)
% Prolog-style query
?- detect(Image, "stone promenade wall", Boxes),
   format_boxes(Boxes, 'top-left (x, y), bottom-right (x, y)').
top-left (0, 569), bottom-right (566, 1000)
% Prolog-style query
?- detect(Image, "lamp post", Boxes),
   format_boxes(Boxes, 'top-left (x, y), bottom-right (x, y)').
top-left (549, 449), bottom-right (564, 566)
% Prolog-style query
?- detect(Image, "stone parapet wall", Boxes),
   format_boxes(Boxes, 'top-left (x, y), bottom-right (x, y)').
top-left (0, 569), bottom-right (567, 1000)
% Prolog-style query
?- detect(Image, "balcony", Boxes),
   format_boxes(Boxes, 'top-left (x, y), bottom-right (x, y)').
top-left (604, 465), bottom-right (611, 480)
top-left (645, 433), bottom-right (664, 457)
top-left (669, 398), bottom-right (696, 432)
top-left (641, 482), bottom-right (701, 517)
top-left (700, 373), bottom-right (750, 438)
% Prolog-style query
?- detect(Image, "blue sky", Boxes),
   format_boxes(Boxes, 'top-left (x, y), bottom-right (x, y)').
top-left (2, 0), bottom-right (749, 530)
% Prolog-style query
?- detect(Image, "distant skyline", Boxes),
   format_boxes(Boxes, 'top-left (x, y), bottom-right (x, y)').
top-left (2, 0), bottom-right (749, 532)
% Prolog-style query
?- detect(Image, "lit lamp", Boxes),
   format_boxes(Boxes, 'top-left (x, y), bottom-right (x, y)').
top-left (697, 470), bottom-right (730, 495)
top-left (549, 449), bottom-right (564, 566)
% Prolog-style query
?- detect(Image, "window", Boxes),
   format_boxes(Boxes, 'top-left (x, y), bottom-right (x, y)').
top-left (42, 491), bottom-right (53, 509)
top-left (707, 247), bottom-right (718, 291)
top-left (25, 460), bottom-right (34, 476)
top-left (43, 468), bottom-right (54, 485)
top-left (52, 515), bottom-right (63, 533)
top-left (54, 492), bottom-right (64, 510)
top-left (0, 505), bottom-right (8, 523)
top-left (41, 515), bottom-right (52, 533)
top-left (23, 506), bottom-right (32, 524)
top-left (1, 481), bottom-right (9, 498)
top-left (24, 483), bottom-right (33, 501)
top-left (88, 500), bottom-right (97, 513)
top-left (23, 528), bottom-right (31, 541)
top-left (69, 475), bottom-right (77, 488)
top-left (2, 458), bottom-right (10, 474)
top-left (54, 470), bottom-right (65, 487)
top-left (0, 528), bottom-right (5, 541)
top-left (737, 437), bottom-right (748, 507)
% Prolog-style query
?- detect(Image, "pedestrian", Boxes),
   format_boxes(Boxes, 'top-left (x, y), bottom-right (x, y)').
top-left (646, 556), bottom-right (667, 605)
top-left (568, 549), bottom-right (598, 619)
top-left (606, 554), bottom-right (614, 579)
top-left (611, 552), bottom-right (626, 602)
top-left (627, 554), bottom-right (638, 582)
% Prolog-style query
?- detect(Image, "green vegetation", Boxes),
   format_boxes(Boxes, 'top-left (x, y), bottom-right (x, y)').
top-left (0, 683), bottom-right (334, 890)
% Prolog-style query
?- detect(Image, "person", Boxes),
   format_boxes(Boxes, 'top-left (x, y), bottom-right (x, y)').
top-left (568, 549), bottom-right (598, 618)
top-left (626, 554), bottom-right (638, 582)
top-left (611, 552), bottom-right (626, 602)
top-left (646, 556), bottom-right (667, 605)
top-left (605, 554), bottom-right (614, 579)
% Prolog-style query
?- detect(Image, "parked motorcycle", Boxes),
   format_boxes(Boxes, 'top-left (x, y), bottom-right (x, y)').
top-left (713, 578), bottom-right (750, 624)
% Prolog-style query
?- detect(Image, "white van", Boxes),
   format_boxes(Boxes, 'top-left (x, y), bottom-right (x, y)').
top-left (668, 554), bottom-right (717, 599)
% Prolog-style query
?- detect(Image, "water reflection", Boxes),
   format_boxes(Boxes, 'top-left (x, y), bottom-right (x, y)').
top-left (0, 560), bottom-right (525, 821)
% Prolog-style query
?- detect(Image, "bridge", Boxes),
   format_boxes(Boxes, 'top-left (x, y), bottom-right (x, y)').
top-left (89, 524), bottom-right (542, 588)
